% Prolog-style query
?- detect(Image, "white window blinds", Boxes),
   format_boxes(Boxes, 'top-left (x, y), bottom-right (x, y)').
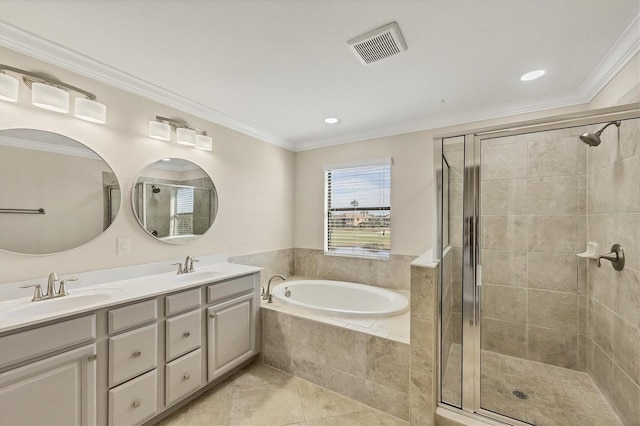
top-left (324, 159), bottom-right (391, 259)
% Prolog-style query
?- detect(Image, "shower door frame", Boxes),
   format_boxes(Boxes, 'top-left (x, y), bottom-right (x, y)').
top-left (434, 104), bottom-right (640, 425)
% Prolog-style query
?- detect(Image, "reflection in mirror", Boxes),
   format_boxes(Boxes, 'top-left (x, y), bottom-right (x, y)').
top-left (132, 158), bottom-right (218, 244)
top-left (0, 129), bottom-right (121, 255)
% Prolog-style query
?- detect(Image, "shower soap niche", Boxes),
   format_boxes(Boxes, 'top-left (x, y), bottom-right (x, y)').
top-left (577, 242), bottom-right (599, 259)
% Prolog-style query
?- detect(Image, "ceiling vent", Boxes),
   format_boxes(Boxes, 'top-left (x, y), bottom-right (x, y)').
top-left (347, 22), bottom-right (407, 65)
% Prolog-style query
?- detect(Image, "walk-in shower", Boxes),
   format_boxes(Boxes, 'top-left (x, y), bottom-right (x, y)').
top-left (434, 105), bottom-right (639, 426)
top-left (579, 120), bottom-right (621, 147)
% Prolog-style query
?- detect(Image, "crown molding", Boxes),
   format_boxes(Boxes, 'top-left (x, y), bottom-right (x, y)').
top-left (579, 13), bottom-right (640, 101)
top-left (0, 134), bottom-right (101, 160)
top-left (0, 21), bottom-right (296, 151)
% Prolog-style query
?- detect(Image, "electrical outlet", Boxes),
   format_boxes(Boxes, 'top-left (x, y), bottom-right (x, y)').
top-left (117, 237), bottom-right (131, 255)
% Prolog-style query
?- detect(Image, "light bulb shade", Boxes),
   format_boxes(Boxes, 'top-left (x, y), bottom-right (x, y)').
top-left (176, 128), bottom-right (196, 146)
top-left (149, 120), bottom-right (171, 141)
top-left (0, 73), bottom-right (19, 102)
top-left (195, 134), bottom-right (213, 151)
top-left (31, 82), bottom-right (69, 113)
top-left (74, 98), bottom-right (107, 123)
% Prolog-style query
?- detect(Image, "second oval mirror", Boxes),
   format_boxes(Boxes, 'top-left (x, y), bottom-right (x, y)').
top-left (132, 158), bottom-right (218, 244)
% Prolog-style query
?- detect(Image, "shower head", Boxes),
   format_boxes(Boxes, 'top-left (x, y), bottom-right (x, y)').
top-left (151, 185), bottom-right (161, 193)
top-left (579, 121), bottom-right (621, 147)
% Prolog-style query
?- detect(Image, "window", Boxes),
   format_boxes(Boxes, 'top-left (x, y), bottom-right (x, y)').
top-left (324, 158), bottom-right (391, 259)
top-left (172, 186), bottom-right (194, 236)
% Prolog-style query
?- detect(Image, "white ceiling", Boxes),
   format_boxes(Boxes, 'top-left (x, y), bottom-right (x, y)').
top-left (0, 0), bottom-right (638, 151)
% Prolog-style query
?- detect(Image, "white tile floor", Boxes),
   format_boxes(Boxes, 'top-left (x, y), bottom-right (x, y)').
top-left (155, 361), bottom-right (409, 426)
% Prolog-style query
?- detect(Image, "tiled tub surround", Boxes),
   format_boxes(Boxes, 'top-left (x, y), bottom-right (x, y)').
top-left (586, 115), bottom-right (640, 425)
top-left (261, 257), bottom-right (439, 425)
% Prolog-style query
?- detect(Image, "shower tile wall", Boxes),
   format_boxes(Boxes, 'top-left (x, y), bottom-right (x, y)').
top-left (480, 129), bottom-right (588, 370)
top-left (586, 115), bottom-right (640, 426)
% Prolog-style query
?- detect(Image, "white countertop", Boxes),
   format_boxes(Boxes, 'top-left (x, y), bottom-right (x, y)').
top-left (0, 258), bottom-right (261, 333)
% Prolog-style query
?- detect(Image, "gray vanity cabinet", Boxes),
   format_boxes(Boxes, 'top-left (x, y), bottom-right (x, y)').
top-left (0, 316), bottom-right (97, 426)
top-left (206, 274), bottom-right (258, 382)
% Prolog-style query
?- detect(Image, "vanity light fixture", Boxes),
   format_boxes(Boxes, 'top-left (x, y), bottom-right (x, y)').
top-left (149, 116), bottom-right (213, 151)
top-left (0, 64), bottom-right (107, 123)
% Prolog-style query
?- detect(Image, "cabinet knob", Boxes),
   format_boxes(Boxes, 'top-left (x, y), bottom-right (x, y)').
top-left (132, 400), bottom-right (140, 409)
top-left (183, 373), bottom-right (191, 380)
top-left (183, 331), bottom-right (191, 338)
top-left (132, 351), bottom-right (141, 358)
top-left (209, 313), bottom-right (216, 318)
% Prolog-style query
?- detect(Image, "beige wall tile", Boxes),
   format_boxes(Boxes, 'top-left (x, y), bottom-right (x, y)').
top-left (612, 365), bottom-right (640, 426)
top-left (481, 141), bottom-right (527, 181)
top-left (481, 318), bottom-right (526, 358)
top-left (593, 338), bottom-right (614, 398)
top-left (526, 326), bottom-right (577, 369)
top-left (482, 284), bottom-right (526, 324)
top-left (615, 267), bottom-right (640, 328)
top-left (366, 336), bottom-right (410, 393)
top-left (613, 315), bottom-right (640, 386)
top-left (323, 366), bottom-right (366, 403)
top-left (588, 261), bottom-right (615, 310)
top-left (449, 214), bottom-right (463, 248)
top-left (364, 381), bottom-right (409, 421)
top-left (411, 266), bottom-right (435, 321)
top-left (579, 295), bottom-right (588, 335)
top-left (577, 334), bottom-right (587, 371)
top-left (527, 137), bottom-right (577, 178)
top-left (482, 216), bottom-right (527, 251)
top-left (262, 344), bottom-right (293, 374)
top-left (612, 213), bottom-right (640, 272)
top-left (527, 216), bottom-right (577, 253)
top-left (481, 179), bottom-right (526, 215)
top-left (292, 356), bottom-right (327, 387)
top-left (325, 326), bottom-right (366, 378)
top-left (409, 372), bottom-right (434, 426)
top-left (527, 289), bottom-right (577, 332)
top-left (410, 317), bottom-right (434, 377)
top-left (526, 176), bottom-right (578, 215)
top-left (527, 252), bottom-right (577, 292)
top-left (592, 301), bottom-right (614, 357)
top-left (482, 250), bottom-right (526, 287)
top-left (263, 309), bottom-right (293, 352)
top-left (292, 317), bottom-right (326, 364)
top-left (619, 116), bottom-right (639, 160)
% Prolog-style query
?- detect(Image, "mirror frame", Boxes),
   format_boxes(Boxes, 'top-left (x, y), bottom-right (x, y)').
top-left (131, 158), bottom-right (218, 244)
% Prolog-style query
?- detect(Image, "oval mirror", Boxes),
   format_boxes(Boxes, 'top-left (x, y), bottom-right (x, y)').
top-left (132, 158), bottom-right (218, 244)
top-left (0, 129), bottom-right (121, 255)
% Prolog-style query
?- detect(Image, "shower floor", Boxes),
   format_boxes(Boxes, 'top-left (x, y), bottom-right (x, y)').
top-left (441, 344), bottom-right (622, 426)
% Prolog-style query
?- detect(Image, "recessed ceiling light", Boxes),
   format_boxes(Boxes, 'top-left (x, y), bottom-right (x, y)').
top-left (161, 158), bottom-right (171, 162)
top-left (324, 117), bottom-right (339, 124)
top-left (520, 70), bottom-right (546, 81)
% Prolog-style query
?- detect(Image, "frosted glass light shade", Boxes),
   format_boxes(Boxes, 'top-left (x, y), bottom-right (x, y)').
top-left (31, 82), bottom-right (69, 113)
top-left (195, 134), bottom-right (213, 151)
top-left (176, 128), bottom-right (196, 146)
top-left (0, 73), bottom-right (19, 102)
top-left (149, 121), bottom-right (171, 141)
top-left (74, 98), bottom-right (107, 123)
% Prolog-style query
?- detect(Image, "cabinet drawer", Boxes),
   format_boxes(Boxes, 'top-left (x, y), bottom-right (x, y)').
top-left (166, 310), bottom-right (201, 361)
top-left (165, 288), bottom-right (201, 316)
top-left (108, 299), bottom-right (157, 334)
top-left (0, 315), bottom-right (96, 369)
top-left (109, 324), bottom-right (157, 387)
top-left (207, 275), bottom-right (254, 304)
top-left (166, 348), bottom-right (202, 406)
top-left (109, 369), bottom-right (157, 426)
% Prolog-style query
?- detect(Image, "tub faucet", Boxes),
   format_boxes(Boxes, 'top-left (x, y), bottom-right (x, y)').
top-left (263, 274), bottom-right (286, 303)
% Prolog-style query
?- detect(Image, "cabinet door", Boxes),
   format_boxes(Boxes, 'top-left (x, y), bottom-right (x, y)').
top-left (0, 344), bottom-right (97, 426)
top-left (207, 293), bottom-right (255, 381)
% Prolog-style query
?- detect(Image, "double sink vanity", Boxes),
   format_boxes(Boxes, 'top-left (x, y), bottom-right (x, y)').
top-left (0, 256), bottom-right (261, 426)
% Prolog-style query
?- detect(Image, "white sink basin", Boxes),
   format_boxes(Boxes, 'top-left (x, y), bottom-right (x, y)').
top-left (1, 289), bottom-right (123, 321)
top-left (173, 270), bottom-right (223, 282)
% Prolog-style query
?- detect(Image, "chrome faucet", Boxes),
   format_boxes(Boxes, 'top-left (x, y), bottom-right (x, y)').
top-left (20, 272), bottom-right (78, 301)
top-left (263, 274), bottom-right (286, 303)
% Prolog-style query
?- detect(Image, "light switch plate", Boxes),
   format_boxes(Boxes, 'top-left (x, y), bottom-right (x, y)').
top-left (117, 237), bottom-right (131, 255)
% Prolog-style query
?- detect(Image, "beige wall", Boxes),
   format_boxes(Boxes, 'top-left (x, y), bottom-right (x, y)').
top-left (0, 47), bottom-right (295, 282)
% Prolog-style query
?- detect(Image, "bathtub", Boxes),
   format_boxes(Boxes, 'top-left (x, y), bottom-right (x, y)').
top-left (270, 279), bottom-right (408, 318)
